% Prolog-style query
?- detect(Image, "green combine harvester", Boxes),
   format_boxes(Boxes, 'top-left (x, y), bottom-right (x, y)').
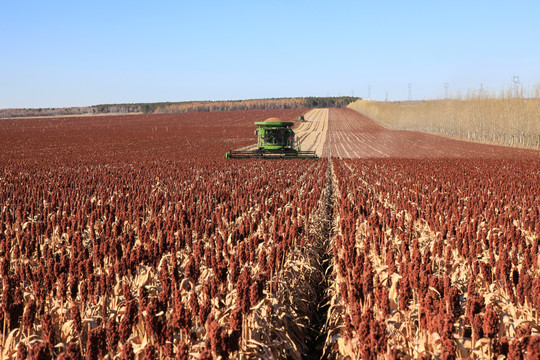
top-left (226, 117), bottom-right (318, 159)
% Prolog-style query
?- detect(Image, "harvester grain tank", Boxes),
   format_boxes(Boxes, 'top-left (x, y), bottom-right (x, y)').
top-left (226, 117), bottom-right (318, 159)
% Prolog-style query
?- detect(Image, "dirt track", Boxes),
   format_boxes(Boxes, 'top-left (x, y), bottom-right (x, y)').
top-left (293, 108), bottom-right (328, 157)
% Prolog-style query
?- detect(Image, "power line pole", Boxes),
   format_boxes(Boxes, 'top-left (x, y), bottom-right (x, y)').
top-left (408, 83), bottom-right (412, 102)
top-left (480, 83), bottom-right (484, 98)
top-left (513, 75), bottom-right (520, 97)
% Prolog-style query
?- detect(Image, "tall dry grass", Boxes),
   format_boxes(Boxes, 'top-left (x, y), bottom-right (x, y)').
top-left (348, 84), bottom-right (540, 149)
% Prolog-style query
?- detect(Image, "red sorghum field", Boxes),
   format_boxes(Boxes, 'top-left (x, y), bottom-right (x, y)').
top-left (0, 109), bottom-right (539, 359)
top-left (325, 158), bottom-right (540, 359)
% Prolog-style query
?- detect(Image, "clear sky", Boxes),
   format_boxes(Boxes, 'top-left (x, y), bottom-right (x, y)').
top-left (1, 0), bottom-right (539, 108)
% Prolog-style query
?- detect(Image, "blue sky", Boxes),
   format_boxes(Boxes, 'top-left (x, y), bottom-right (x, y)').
top-left (1, 0), bottom-right (539, 108)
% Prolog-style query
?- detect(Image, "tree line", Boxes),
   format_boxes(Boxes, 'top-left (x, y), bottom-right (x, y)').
top-left (0, 97), bottom-right (361, 118)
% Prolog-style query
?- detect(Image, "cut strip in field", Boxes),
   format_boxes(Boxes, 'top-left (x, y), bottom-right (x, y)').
top-left (294, 108), bottom-right (329, 158)
top-left (323, 108), bottom-right (540, 159)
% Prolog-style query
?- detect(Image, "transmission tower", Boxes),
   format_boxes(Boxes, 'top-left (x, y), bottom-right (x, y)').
top-left (408, 83), bottom-right (412, 102)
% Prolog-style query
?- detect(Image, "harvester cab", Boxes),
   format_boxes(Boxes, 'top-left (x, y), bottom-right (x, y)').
top-left (226, 117), bottom-right (318, 159)
top-left (256, 119), bottom-right (296, 150)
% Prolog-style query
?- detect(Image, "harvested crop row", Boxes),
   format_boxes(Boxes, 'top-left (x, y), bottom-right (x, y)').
top-left (294, 108), bottom-right (329, 158)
